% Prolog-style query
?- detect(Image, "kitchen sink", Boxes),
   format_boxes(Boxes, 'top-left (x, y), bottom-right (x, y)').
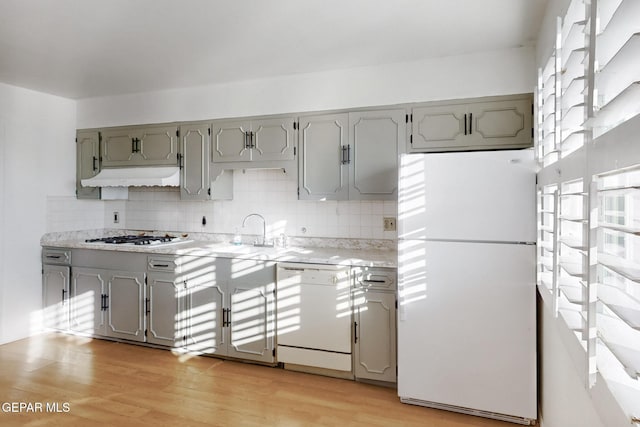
top-left (203, 243), bottom-right (284, 259)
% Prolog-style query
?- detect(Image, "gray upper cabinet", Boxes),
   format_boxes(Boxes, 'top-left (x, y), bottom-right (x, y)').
top-left (212, 117), bottom-right (296, 163)
top-left (101, 124), bottom-right (178, 167)
top-left (349, 109), bottom-right (405, 200)
top-left (410, 103), bottom-right (469, 150)
top-left (251, 118), bottom-right (296, 162)
top-left (76, 130), bottom-right (101, 199)
top-left (298, 113), bottom-right (350, 200)
top-left (410, 94), bottom-right (533, 152)
top-left (299, 109), bottom-right (405, 201)
top-left (179, 123), bottom-right (211, 200)
top-left (211, 120), bottom-right (251, 162)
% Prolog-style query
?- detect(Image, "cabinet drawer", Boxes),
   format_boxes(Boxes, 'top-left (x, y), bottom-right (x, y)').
top-left (42, 248), bottom-right (71, 265)
top-left (147, 256), bottom-right (179, 273)
top-left (353, 267), bottom-right (397, 291)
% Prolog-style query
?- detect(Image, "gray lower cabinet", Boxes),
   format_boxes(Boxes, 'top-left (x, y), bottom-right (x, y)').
top-left (184, 279), bottom-right (223, 353)
top-left (70, 267), bottom-right (146, 342)
top-left (352, 267), bottom-right (397, 383)
top-left (410, 94), bottom-right (533, 152)
top-left (106, 270), bottom-right (146, 342)
top-left (54, 249), bottom-right (275, 363)
top-left (146, 267), bottom-right (220, 350)
top-left (226, 264), bottom-right (275, 363)
top-left (144, 256), bottom-right (276, 364)
top-left (42, 264), bottom-right (70, 330)
top-left (145, 271), bottom-right (183, 347)
top-left (70, 267), bottom-right (107, 336)
top-left (101, 124), bottom-right (179, 167)
top-left (298, 109), bottom-right (405, 201)
top-left (197, 258), bottom-right (275, 363)
top-left (76, 130), bottom-right (101, 199)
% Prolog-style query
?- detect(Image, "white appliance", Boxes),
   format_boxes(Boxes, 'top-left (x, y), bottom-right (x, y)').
top-left (397, 149), bottom-right (537, 425)
top-left (276, 263), bottom-right (352, 374)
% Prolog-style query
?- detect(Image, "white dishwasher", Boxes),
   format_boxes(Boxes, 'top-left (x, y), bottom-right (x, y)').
top-left (276, 263), bottom-right (352, 374)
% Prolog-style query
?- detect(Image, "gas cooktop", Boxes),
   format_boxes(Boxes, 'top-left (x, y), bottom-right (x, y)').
top-left (85, 235), bottom-right (179, 245)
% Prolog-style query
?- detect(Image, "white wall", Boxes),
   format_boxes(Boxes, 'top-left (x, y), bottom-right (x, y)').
top-left (77, 46), bottom-right (535, 128)
top-left (0, 117), bottom-right (4, 340)
top-left (0, 82), bottom-right (76, 344)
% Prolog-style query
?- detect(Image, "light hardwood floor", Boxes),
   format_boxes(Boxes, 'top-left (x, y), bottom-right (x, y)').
top-left (0, 333), bottom-right (519, 426)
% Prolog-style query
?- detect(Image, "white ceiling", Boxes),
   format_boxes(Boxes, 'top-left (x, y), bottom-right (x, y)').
top-left (0, 0), bottom-right (548, 100)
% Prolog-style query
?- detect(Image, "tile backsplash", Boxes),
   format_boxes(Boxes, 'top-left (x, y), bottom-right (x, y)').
top-left (48, 169), bottom-right (397, 240)
top-left (46, 196), bottom-right (109, 232)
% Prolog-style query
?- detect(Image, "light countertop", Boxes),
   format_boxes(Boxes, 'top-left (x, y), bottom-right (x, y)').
top-left (42, 231), bottom-right (397, 268)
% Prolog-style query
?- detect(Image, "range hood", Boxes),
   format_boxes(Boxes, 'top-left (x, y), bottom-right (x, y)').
top-left (81, 167), bottom-right (180, 187)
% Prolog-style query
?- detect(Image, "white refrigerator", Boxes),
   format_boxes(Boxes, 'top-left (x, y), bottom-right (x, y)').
top-left (397, 149), bottom-right (537, 425)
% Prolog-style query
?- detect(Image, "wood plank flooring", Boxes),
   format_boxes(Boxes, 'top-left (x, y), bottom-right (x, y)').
top-left (0, 333), bottom-right (518, 426)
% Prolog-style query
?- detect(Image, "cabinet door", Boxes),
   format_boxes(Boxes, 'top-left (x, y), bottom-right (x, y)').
top-left (411, 95), bottom-right (533, 152)
top-left (147, 272), bottom-right (183, 347)
top-left (180, 123), bottom-right (210, 200)
top-left (251, 117), bottom-right (296, 162)
top-left (105, 271), bottom-right (146, 342)
top-left (353, 290), bottom-right (397, 383)
top-left (186, 282), bottom-right (225, 354)
top-left (70, 267), bottom-right (107, 336)
top-left (76, 130), bottom-right (100, 200)
top-left (42, 265), bottom-right (70, 330)
top-left (227, 263), bottom-right (275, 363)
top-left (349, 109), bottom-right (405, 200)
top-left (226, 284), bottom-right (274, 363)
top-left (411, 103), bottom-right (468, 152)
top-left (101, 127), bottom-right (137, 166)
top-left (298, 113), bottom-right (349, 200)
top-left (138, 125), bottom-right (179, 165)
top-left (467, 96), bottom-right (532, 149)
top-left (212, 120), bottom-right (251, 162)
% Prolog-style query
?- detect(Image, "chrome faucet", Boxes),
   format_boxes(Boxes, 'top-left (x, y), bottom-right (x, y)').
top-left (241, 213), bottom-right (273, 247)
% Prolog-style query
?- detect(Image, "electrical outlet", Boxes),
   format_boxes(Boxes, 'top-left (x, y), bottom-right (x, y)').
top-left (113, 211), bottom-right (119, 224)
top-left (383, 217), bottom-right (396, 231)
